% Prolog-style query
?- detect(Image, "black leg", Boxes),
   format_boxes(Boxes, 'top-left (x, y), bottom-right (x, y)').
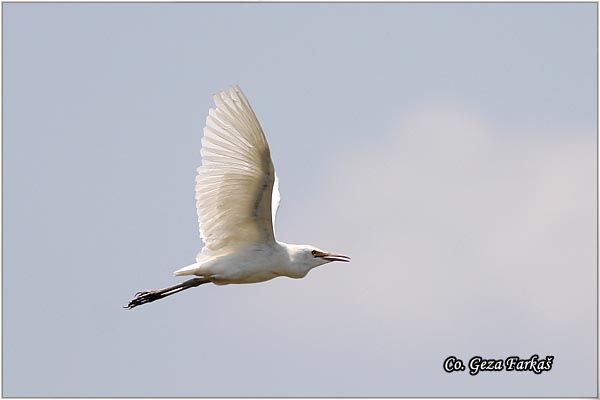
top-left (124, 277), bottom-right (210, 309)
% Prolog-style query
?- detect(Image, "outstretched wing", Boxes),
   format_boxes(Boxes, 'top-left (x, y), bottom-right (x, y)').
top-left (195, 85), bottom-right (277, 251)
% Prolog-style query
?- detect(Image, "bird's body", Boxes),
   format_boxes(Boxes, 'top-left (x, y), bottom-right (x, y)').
top-left (174, 242), bottom-right (314, 284)
top-left (126, 85), bottom-right (349, 309)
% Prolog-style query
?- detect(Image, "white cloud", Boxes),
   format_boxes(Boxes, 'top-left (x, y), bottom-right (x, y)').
top-left (264, 104), bottom-right (595, 373)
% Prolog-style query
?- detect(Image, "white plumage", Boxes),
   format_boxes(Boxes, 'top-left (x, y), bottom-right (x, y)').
top-left (195, 86), bottom-right (277, 251)
top-left (126, 85), bottom-right (349, 308)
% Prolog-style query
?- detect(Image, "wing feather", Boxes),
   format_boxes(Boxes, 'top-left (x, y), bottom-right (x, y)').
top-left (195, 85), bottom-right (278, 252)
top-left (272, 174), bottom-right (280, 233)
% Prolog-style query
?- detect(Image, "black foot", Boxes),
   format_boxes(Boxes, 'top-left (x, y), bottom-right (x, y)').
top-left (124, 290), bottom-right (163, 309)
top-left (124, 278), bottom-right (210, 310)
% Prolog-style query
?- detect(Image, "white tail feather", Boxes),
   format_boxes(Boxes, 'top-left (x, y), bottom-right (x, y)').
top-left (173, 262), bottom-right (200, 276)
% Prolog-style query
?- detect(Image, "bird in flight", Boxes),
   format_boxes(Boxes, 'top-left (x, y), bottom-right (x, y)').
top-left (126, 85), bottom-right (350, 309)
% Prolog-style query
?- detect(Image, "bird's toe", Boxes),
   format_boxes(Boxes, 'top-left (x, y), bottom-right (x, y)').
top-left (125, 291), bottom-right (159, 309)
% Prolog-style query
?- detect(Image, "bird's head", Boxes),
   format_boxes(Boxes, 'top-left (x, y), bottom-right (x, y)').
top-left (289, 245), bottom-right (350, 275)
top-left (309, 247), bottom-right (351, 265)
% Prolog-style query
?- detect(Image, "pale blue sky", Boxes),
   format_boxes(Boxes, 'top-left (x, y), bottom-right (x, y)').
top-left (3, 3), bottom-right (597, 397)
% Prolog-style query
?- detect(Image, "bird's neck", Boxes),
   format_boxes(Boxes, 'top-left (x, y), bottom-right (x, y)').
top-left (277, 242), bottom-right (312, 279)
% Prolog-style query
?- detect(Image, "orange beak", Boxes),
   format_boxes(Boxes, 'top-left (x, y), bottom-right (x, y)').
top-left (314, 251), bottom-right (351, 262)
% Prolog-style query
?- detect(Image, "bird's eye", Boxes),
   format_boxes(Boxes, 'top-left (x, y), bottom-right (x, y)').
top-left (311, 250), bottom-right (317, 256)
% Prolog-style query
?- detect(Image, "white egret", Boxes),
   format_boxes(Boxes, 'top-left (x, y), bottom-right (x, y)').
top-left (126, 85), bottom-right (349, 309)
